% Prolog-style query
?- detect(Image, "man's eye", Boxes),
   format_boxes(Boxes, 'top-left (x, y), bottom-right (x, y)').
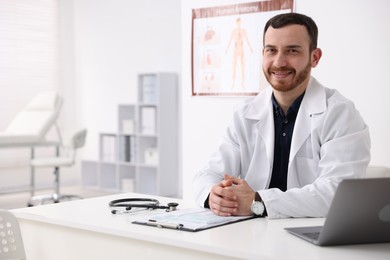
top-left (266, 49), bottom-right (276, 54)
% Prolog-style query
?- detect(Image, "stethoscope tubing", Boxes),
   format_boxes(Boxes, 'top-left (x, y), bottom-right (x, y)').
top-left (109, 198), bottom-right (179, 214)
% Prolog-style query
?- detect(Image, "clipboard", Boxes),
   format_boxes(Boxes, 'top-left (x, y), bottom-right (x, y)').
top-left (132, 208), bottom-right (255, 232)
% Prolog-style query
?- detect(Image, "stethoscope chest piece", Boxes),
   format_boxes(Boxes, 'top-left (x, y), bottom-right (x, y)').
top-left (166, 202), bottom-right (179, 212)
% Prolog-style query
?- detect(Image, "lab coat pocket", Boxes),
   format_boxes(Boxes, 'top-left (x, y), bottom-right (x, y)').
top-left (296, 157), bottom-right (319, 185)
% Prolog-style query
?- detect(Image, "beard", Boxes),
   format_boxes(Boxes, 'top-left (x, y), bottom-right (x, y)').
top-left (263, 61), bottom-right (311, 92)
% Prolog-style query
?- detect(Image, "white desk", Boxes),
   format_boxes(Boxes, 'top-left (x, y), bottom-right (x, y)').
top-left (12, 193), bottom-right (390, 260)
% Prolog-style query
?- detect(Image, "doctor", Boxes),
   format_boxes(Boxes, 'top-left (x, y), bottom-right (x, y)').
top-left (192, 13), bottom-right (370, 219)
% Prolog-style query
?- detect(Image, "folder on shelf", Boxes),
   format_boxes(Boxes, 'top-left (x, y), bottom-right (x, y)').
top-left (133, 208), bottom-right (254, 232)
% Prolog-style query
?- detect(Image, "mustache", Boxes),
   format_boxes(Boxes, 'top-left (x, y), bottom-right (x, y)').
top-left (269, 67), bottom-right (295, 72)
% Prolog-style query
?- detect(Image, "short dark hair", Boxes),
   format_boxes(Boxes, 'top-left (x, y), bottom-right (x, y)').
top-left (263, 13), bottom-right (318, 51)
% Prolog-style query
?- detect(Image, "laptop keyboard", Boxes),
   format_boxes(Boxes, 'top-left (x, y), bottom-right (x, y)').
top-left (303, 232), bottom-right (320, 240)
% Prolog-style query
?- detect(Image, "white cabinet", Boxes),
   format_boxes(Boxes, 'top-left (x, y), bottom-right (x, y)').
top-left (82, 73), bottom-right (178, 196)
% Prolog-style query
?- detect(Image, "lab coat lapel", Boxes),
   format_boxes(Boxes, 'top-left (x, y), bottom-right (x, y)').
top-left (256, 104), bottom-right (274, 169)
top-left (289, 77), bottom-right (326, 166)
top-left (243, 87), bottom-right (274, 169)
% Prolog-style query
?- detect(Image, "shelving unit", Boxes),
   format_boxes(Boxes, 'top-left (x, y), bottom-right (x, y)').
top-left (82, 73), bottom-right (178, 196)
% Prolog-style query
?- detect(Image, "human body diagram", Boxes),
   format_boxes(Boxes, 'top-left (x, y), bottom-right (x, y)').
top-left (225, 18), bottom-right (253, 90)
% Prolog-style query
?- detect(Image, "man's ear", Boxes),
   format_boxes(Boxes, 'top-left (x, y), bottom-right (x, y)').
top-left (311, 48), bottom-right (322, 68)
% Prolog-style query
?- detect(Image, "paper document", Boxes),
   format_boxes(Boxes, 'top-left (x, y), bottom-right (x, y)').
top-left (133, 208), bottom-right (254, 232)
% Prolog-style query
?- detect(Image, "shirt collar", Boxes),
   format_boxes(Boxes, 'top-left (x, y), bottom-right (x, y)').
top-left (272, 92), bottom-right (305, 118)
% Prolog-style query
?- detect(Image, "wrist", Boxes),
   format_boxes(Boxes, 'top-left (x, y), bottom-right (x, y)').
top-left (251, 192), bottom-right (266, 217)
top-left (254, 191), bottom-right (261, 202)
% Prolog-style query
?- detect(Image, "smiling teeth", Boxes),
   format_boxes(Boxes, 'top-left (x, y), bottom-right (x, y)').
top-left (273, 71), bottom-right (290, 76)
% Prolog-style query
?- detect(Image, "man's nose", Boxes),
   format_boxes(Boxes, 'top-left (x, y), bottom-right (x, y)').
top-left (273, 53), bottom-right (288, 68)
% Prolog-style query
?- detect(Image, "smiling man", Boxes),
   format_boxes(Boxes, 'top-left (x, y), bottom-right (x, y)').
top-left (192, 13), bottom-right (371, 219)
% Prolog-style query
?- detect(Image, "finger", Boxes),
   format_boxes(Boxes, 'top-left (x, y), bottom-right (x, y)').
top-left (209, 192), bottom-right (238, 210)
top-left (211, 207), bottom-right (234, 217)
top-left (211, 183), bottom-right (225, 197)
top-left (229, 176), bottom-right (245, 185)
top-left (224, 174), bottom-right (245, 186)
top-left (210, 194), bottom-right (238, 208)
top-left (209, 200), bottom-right (238, 216)
top-left (220, 186), bottom-right (238, 201)
top-left (222, 174), bottom-right (237, 188)
top-left (224, 174), bottom-right (234, 180)
top-left (209, 183), bottom-right (238, 209)
top-left (221, 178), bottom-right (234, 187)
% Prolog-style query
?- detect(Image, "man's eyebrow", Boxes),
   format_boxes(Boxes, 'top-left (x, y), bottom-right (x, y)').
top-left (264, 44), bottom-right (276, 49)
top-left (286, 45), bottom-right (303, 49)
top-left (264, 44), bottom-right (304, 49)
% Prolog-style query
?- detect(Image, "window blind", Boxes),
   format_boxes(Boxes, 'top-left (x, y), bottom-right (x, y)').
top-left (0, 0), bottom-right (60, 129)
top-left (0, 0), bottom-right (59, 167)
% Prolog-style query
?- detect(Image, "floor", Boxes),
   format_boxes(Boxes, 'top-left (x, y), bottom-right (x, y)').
top-left (0, 186), bottom-right (118, 210)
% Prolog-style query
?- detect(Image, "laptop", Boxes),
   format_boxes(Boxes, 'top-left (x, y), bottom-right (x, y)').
top-left (285, 178), bottom-right (390, 246)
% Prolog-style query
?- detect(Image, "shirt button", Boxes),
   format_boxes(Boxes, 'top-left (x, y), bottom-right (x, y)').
top-left (282, 133), bottom-right (286, 137)
top-left (284, 120), bottom-right (288, 124)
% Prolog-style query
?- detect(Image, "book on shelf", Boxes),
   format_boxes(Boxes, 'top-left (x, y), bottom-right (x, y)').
top-left (121, 119), bottom-right (135, 134)
top-left (141, 106), bottom-right (156, 135)
top-left (141, 75), bottom-right (158, 103)
top-left (119, 135), bottom-right (137, 163)
top-left (130, 136), bottom-right (136, 162)
top-left (101, 135), bottom-right (116, 162)
top-left (119, 136), bottom-right (130, 162)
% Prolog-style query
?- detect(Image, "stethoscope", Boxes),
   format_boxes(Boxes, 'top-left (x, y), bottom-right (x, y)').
top-left (109, 198), bottom-right (179, 214)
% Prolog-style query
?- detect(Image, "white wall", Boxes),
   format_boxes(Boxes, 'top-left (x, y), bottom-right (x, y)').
top-left (181, 0), bottom-right (390, 200)
top-left (57, 0), bottom-right (182, 187)
top-left (0, 0), bottom-right (182, 193)
top-left (68, 0), bottom-right (182, 160)
top-left (55, 0), bottom-right (182, 189)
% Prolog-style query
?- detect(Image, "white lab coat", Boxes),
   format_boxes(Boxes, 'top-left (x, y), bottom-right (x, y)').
top-left (192, 77), bottom-right (371, 218)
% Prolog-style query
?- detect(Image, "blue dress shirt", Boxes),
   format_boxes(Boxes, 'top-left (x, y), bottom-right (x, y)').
top-left (269, 92), bottom-right (305, 191)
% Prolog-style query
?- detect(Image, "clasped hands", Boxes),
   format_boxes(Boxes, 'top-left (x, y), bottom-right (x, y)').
top-left (209, 174), bottom-right (255, 216)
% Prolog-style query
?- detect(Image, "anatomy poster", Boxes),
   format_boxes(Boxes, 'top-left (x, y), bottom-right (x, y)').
top-left (192, 0), bottom-right (294, 96)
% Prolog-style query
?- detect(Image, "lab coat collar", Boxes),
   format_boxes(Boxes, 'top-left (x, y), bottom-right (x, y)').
top-left (289, 77), bottom-right (327, 169)
top-left (242, 85), bottom-right (274, 170)
top-left (242, 86), bottom-right (273, 121)
top-left (302, 76), bottom-right (327, 116)
top-left (242, 76), bottom-right (327, 173)
top-left (242, 76), bottom-right (326, 120)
